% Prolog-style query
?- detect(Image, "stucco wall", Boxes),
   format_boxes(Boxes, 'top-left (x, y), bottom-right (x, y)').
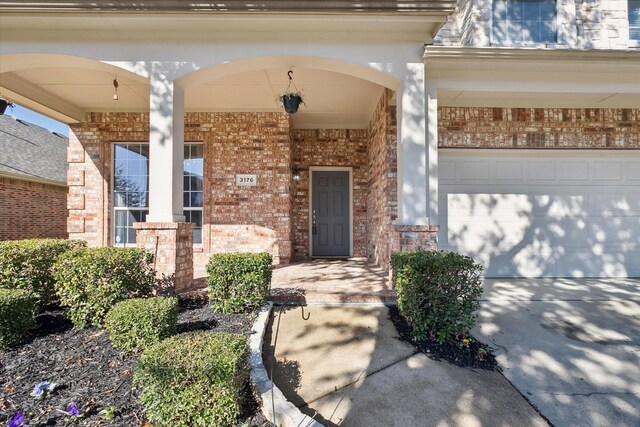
top-left (0, 177), bottom-right (68, 241)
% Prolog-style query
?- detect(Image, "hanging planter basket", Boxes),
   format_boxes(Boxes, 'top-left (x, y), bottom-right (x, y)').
top-left (0, 99), bottom-right (13, 115)
top-left (281, 94), bottom-right (303, 114)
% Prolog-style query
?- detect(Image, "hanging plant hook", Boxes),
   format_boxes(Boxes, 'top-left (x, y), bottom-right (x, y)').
top-left (287, 70), bottom-right (294, 80)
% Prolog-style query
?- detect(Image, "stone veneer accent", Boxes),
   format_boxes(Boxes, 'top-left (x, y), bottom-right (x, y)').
top-left (366, 89), bottom-right (398, 270)
top-left (0, 177), bottom-right (68, 240)
top-left (133, 222), bottom-right (194, 292)
top-left (291, 128), bottom-right (369, 260)
top-left (439, 108), bottom-right (640, 149)
top-left (436, 0), bottom-right (637, 49)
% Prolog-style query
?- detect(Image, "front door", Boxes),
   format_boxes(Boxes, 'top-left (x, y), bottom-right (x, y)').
top-left (311, 170), bottom-right (350, 257)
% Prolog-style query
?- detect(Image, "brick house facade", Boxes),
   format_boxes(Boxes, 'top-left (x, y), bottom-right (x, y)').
top-left (1, 1), bottom-right (638, 284)
top-left (0, 115), bottom-right (68, 241)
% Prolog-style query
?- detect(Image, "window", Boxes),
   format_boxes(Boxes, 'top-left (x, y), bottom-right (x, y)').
top-left (492, 0), bottom-right (556, 45)
top-left (184, 144), bottom-right (204, 244)
top-left (631, 0), bottom-right (640, 40)
top-left (114, 143), bottom-right (149, 246)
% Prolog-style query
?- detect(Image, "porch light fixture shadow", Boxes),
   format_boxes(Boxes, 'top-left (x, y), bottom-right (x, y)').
top-left (279, 70), bottom-right (305, 114)
top-left (0, 95), bottom-right (14, 115)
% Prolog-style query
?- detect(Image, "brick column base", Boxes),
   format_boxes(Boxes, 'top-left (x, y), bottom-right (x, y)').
top-left (385, 224), bottom-right (440, 270)
top-left (133, 222), bottom-right (194, 293)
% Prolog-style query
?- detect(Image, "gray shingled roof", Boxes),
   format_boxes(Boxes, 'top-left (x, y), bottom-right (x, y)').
top-left (0, 114), bottom-right (68, 185)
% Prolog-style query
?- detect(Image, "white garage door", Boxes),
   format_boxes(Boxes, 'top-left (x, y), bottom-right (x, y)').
top-left (438, 150), bottom-right (640, 278)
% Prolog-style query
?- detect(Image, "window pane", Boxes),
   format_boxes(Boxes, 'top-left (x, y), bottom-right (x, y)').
top-left (115, 227), bottom-right (126, 245)
top-left (191, 192), bottom-right (203, 208)
top-left (113, 143), bottom-right (149, 246)
top-left (630, 0), bottom-right (640, 40)
top-left (492, 0), bottom-right (556, 44)
top-left (127, 228), bottom-right (137, 244)
top-left (191, 174), bottom-right (203, 191)
top-left (193, 228), bottom-right (202, 245)
top-left (184, 192), bottom-right (191, 207)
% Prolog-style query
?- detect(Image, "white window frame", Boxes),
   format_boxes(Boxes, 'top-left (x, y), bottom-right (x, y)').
top-left (489, 0), bottom-right (560, 47)
top-left (111, 142), bottom-right (149, 248)
top-left (183, 142), bottom-right (204, 246)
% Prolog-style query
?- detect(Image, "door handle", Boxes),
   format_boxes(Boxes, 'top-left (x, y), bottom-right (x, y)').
top-left (312, 225), bottom-right (317, 235)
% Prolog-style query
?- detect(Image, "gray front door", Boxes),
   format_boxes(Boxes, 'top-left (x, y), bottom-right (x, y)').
top-left (311, 170), bottom-right (350, 257)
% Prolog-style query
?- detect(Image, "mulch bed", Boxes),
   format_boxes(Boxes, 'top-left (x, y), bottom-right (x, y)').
top-left (388, 305), bottom-right (499, 370)
top-left (0, 294), bottom-right (274, 427)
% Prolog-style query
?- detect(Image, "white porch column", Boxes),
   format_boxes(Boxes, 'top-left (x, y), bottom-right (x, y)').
top-left (426, 78), bottom-right (439, 224)
top-left (147, 71), bottom-right (185, 223)
top-left (396, 63), bottom-right (428, 225)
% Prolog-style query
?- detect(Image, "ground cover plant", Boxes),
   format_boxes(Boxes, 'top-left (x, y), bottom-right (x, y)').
top-left (0, 239), bottom-right (86, 307)
top-left (0, 292), bottom-right (273, 427)
top-left (52, 247), bottom-right (155, 327)
top-left (104, 297), bottom-right (178, 355)
top-left (207, 252), bottom-right (272, 314)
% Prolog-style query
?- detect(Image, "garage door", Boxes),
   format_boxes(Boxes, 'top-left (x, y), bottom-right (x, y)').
top-left (438, 150), bottom-right (640, 278)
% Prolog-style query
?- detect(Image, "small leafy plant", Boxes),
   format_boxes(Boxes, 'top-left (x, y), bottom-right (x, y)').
top-left (104, 297), bottom-right (178, 354)
top-left (391, 249), bottom-right (484, 344)
top-left (0, 239), bottom-right (86, 307)
top-left (0, 289), bottom-right (37, 349)
top-left (206, 252), bottom-right (272, 314)
top-left (31, 380), bottom-right (57, 399)
top-left (133, 331), bottom-right (249, 427)
top-left (53, 247), bottom-right (155, 327)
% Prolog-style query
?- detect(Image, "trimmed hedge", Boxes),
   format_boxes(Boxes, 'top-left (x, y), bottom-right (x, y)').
top-left (391, 249), bottom-right (484, 344)
top-left (105, 297), bottom-right (178, 354)
top-left (206, 252), bottom-right (272, 314)
top-left (53, 247), bottom-right (155, 328)
top-left (0, 239), bottom-right (86, 306)
top-left (0, 289), bottom-right (38, 349)
top-left (134, 331), bottom-right (249, 427)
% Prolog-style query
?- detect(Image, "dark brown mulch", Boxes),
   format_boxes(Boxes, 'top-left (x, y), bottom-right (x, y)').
top-left (388, 305), bottom-right (499, 370)
top-left (0, 297), bottom-right (274, 427)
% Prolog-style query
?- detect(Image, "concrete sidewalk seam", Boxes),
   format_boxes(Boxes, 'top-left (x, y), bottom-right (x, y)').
top-left (301, 350), bottom-right (420, 407)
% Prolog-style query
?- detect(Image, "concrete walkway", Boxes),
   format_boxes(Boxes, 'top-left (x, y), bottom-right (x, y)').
top-left (263, 306), bottom-right (547, 426)
top-left (473, 278), bottom-right (640, 427)
top-left (270, 259), bottom-right (395, 304)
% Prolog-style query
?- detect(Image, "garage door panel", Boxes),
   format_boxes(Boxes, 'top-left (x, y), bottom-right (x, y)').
top-left (439, 152), bottom-right (639, 278)
top-left (628, 161), bottom-right (640, 180)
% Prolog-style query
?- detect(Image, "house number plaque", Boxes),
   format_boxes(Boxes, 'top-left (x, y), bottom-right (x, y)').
top-left (236, 174), bottom-right (257, 186)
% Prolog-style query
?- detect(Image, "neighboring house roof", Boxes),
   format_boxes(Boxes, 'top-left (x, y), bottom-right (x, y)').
top-left (0, 114), bottom-right (67, 186)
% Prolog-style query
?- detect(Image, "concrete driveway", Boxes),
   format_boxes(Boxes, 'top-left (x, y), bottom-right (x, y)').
top-left (472, 278), bottom-right (640, 427)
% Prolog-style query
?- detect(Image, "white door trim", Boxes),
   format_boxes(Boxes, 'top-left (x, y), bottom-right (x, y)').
top-left (308, 166), bottom-right (354, 258)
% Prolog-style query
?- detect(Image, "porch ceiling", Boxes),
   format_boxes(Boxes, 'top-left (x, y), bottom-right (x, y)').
top-left (0, 64), bottom-right (385, 128)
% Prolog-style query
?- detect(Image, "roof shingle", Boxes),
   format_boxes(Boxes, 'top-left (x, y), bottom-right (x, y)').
top-left (0, 114), bottom-right (68, 185)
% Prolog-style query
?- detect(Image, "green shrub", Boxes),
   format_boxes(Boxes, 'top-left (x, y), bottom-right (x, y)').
top-left (0, 289), bottom-right (38, 349)
top-left (53, 247), bottom-right (155, 328)
top-left (391, 249), bottom-right (484, 344)
top-left (206, 252), bottom-right (272, 314)
top-left (0, 239), bottom-right (87, 306)
top-left (104, 297), bottom-right (178, 354)
top-left (134, 331), bottom-right (249, 427)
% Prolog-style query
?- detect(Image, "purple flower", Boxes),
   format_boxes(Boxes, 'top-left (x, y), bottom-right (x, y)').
top-left (30, 380), bottom-right (57, 398)
top-left (67, 402), bottom-right (80, 417)
top-left (8, 413), bottom-right (28, 427)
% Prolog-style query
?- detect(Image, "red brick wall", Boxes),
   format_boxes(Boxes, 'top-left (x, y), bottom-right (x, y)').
top-left (0, 177), bottom-right (68, 241)
top-left (291, 129), bottom-right (369, 260)
top-left (201, 112), bottom-right (293, 264)
top-left (70, 112), bottom-right (293, 266)
top-left (366, 90), bottom-right (398, 269)
top-left (439, 108), bottom-right (640, 148)
top-left (68, 113), bottom-right (148, 246)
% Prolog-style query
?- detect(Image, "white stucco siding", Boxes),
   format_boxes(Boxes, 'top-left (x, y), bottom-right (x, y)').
top-left (438, 150), bottom-right (640, 278)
